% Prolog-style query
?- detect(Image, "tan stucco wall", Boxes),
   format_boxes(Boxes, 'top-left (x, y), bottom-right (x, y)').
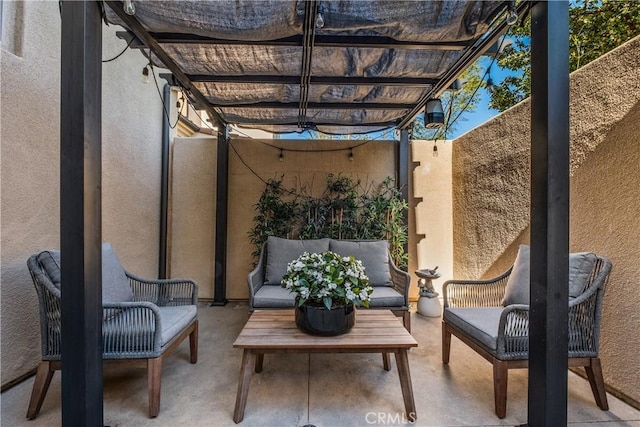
top-left (1, 2), bottom-right (163, 386)
top-left (226, 138), bottom-right (397, 300)
top-left (411, 140), bottom-right (453, 300)
top-left (452, 36), bottom-right (640, 405)
top-left (169, 137), bottom-right (217, 299)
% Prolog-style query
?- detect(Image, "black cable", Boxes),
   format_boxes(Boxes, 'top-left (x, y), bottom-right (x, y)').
top-left (102, 38), bottom-right (134, 63)
top-left (149, 61), bottom-right (182, 129)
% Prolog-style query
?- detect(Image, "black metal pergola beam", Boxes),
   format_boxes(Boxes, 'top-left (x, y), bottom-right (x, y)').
top-left (187, 74), bottom-right (439, 87)
top-left (528, 1), bottom-right (570, 426)
top-left (118, 31), bottom-right (473, 50)
top-left (106, 1), bottom-right (225, 127)
top-left (396, 1), bottom-right (529, 129)
top-left (59, 1), bottom-right (103, 425)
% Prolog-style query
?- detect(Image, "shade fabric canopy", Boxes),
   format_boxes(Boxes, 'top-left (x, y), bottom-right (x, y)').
top-left (105, 0), bottom-right (513, 134)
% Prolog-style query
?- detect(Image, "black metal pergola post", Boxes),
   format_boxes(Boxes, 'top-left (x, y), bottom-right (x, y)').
top-left (528, 2), bottom-right (570, 426)
top-left (398, 129), bottom-right (410, 260)
top-left (213, 124), bottom-right (229, 305)
top-left (59, 1), bottom-right (104, 425)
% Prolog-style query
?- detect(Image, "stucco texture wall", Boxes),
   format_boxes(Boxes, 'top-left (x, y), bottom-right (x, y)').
top-left (411, 140), bottom-right (453, 300)
top-left (452, 36), bottom-right (640, 404)
top-left (225, 138), bottom-right (397, 300)
top-left (1, 2), bottom-right (163, 386)
top-left (169, 137), bottom-right (217, 299)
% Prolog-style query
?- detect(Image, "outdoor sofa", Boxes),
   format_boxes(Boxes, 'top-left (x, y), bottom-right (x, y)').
top-left (247, 236), bottom-right (411, 331)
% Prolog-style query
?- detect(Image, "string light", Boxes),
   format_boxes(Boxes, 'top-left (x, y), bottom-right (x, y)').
top-left (141, 65), bottom-right (150, 84)
top-left (349, 148), bottom-right (354, 161)
top-left (123, 0), bottom-right (136, 15)
top-left (433, 143), bottom-right (439, 157)
top-left (279, 149), bottom-right (284, 162)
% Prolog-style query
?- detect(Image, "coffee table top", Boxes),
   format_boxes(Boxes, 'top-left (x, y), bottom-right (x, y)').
top-left (234, 309), bottom-right (417, 350)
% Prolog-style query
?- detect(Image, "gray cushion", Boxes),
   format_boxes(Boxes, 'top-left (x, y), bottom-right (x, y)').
top-left (368, 286), bottom-right (405, 307)
top-left (264, 237), bottom-right (330, 285)
top-left (253, 285), bottom-right (297, 308)
top-left (502, 245), bottom-right (598, 306)
top-left (102, 243), bottom-right (134, 303)
top-left (443, 307), bottom-right (503, 352)
top-left (158, 305), bottom-right (197, 346)
top-left (35, 244), bottom-right (134, 303)
top-left (329, 240), bottom-right (392, 286)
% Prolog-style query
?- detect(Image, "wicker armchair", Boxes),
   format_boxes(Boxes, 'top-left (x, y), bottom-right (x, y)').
top-left (26, 243), bottom-right (198, 419)
top-left (442, 249), bottom-right (611, 419)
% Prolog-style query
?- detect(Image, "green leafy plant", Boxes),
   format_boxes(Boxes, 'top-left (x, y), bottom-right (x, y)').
top-left (281, 251), bottom-right (373, 309)
top-left (249, 175), bottom-right (409, 268)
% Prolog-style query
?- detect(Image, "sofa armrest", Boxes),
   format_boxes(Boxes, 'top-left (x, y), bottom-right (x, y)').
top-left (389, 258), bottom-right (410, 308)
top-left (443, 268), bottom-right (512, 308)
top-left (126, 272), bottom-right (198, 306)
top-left (495, 304), bottom-right (530, 360)
top-left (247, 245), bottom-right (266, 310)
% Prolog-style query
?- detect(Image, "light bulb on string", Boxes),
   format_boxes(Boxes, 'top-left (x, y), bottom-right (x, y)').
top-left (279, 149), bottom-right (284, 162)
top-left (123, 0), bottom-right (136, 16)
top-left (349, 148), bottom-right (354, 161)
top-left (141, 65), bottom-right (150, 84)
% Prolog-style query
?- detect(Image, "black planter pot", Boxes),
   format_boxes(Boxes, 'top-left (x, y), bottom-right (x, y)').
top-left (295, 303), bottom-right (355, 336)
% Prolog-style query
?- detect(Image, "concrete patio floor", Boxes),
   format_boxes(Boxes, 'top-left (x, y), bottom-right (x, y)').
top-left (2, 302), bottom-right (639, 427)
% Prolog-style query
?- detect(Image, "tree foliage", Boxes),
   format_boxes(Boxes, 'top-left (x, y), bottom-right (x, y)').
top-left (490, 0), bottom-right (640, 111)
top-left (411, 63), bottom-right (485, 140)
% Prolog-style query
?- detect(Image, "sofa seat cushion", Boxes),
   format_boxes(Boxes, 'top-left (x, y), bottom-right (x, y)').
top-left (253, 285), bottom-right (297, 308)
top-left (264, 237), bottom-right (331, 285)
top-left (329, 240), bottom-right (392, 287)
top-left (443, 307), bottom-right (503, 352)
top-left (502, 245), bottom-right (598, 306)
top-left (368, 287), bottom-right (405, 307)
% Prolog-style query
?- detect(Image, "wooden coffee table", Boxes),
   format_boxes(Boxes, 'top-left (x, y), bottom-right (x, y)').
top-left (232, 309), bottom-right (418, 423)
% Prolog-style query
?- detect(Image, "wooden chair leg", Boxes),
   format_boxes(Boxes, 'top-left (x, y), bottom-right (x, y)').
top-left (148, 357), bottom-right (163, 418)
top-left (442, 322), bottom-right (451, 364)
top-left (493, 359), bottom-right (508, 419)
top-left (189, 320), bottom-right (199, 364)
top-left (26, 361), bottom-right (55, 420)
top-left (585, 357), bottom-right (609, 410)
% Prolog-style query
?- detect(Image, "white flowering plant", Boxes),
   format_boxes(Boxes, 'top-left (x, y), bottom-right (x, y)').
top-left (282, 251), bottom-right (373, 309)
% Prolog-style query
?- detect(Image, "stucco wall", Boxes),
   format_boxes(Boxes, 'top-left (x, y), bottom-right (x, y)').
top-left (169, 137), bottom-right (217, 299)
top-left (412, 140), bottom-right (453, 300)
top-left (226, 137), bottom-right (397, 300)
top-left (452, 36), bottom-right (640, 405)
top-left (1, 2), bottom-right (163, 386)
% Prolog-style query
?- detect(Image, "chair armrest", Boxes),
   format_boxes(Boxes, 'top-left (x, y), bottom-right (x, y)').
top-left (126, 272), bottom-right (198, 306)
top-left (389, 258), bottom-right (410, 308)
top-left (494, 304), bottom-right (530, 359)
top-left (247, 246), bottom-right (266, 310)
top-left (103, 302), bottom-right (163, 357)
top-left (443, 268), bottom-right (512, 308)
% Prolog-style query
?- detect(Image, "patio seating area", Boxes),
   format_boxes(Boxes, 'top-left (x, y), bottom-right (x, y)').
top-left (2, 302), bottom-right (638, 427)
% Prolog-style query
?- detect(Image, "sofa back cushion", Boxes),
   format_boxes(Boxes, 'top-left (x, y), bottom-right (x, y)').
top-left (502, 244), bottom-right (597, 306)
top-left (34, 243), bottom-right (134, 303)
top-left (264, 237), bottom-right (331, 285)
top-left (329, 240), bottom-right (392, 287)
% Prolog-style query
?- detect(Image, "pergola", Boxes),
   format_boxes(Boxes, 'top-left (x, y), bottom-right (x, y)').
top-left (59, 1), bottom-right (569, 425)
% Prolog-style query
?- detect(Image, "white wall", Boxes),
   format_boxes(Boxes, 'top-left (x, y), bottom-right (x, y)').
top-left (1, 2), bottom-right (164, 386)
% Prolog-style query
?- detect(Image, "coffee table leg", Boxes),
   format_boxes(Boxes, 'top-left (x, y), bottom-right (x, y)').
top-left (395, 349), bottom-right (417, 422)
top-left (255, 354), bottom-right (264, 373)
top-left (382, 353), bottom-right (391, 371)
top-left (234, 349), bottom-right (256, 423)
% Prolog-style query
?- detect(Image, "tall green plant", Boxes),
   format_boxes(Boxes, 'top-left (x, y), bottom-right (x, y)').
top-left (249, 175), bottom-right (409, 268)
